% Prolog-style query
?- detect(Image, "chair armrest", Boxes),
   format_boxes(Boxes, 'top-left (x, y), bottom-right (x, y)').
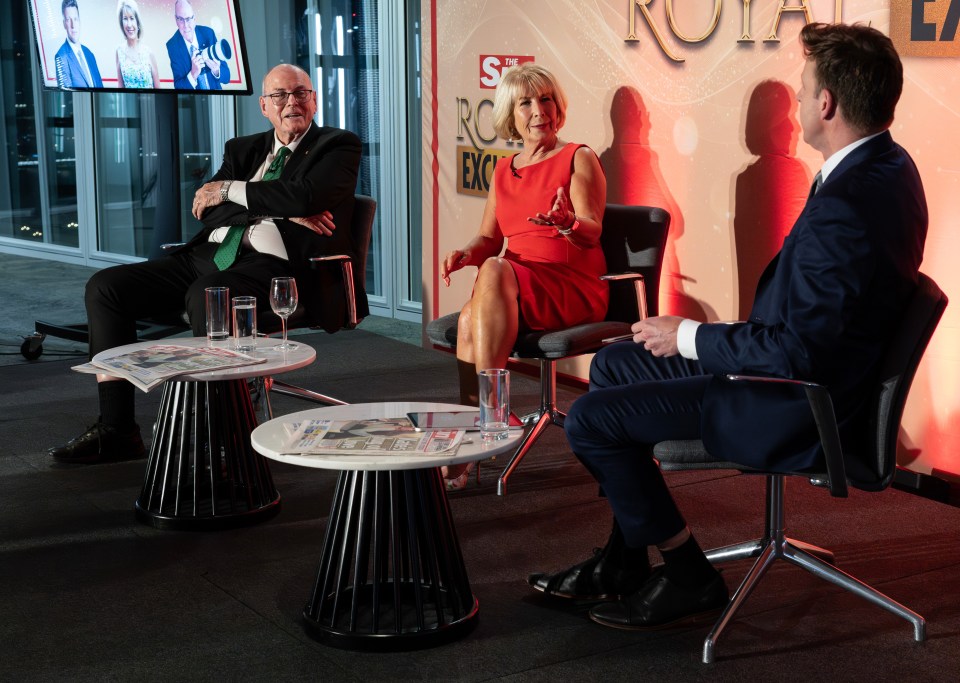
top-left (723, 374), bottom-right (848, 498)
top-left (600, 272), bottom-right (647, 320)
top-left (310, 254), bottom-right (360, 328)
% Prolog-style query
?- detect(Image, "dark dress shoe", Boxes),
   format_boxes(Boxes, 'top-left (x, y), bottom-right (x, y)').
top-left (528, 548), bottom-right (650, 601)
top-left (49, 422), bottom-right (147, 464)
top-left (588, 568), bottom-right (728, 630)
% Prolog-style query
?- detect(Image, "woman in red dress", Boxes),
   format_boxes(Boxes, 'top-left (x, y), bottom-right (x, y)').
top-left (440, 63), bottom-right (608, 489)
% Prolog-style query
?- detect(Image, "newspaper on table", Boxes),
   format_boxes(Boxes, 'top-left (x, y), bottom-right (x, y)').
top-left (282, 417), bottom-right (464, 456)
top-left (74, 344), bottom-right (267, 393)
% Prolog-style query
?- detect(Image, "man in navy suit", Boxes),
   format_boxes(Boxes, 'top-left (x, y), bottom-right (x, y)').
top-left (529, 23), bottom-right (928, 630)
top-left (54, 0), bottom-right (103, 89)
top-left (165, 0), bottom-right (230, 90)
top-left (50, 64), bottom-right (363, 465)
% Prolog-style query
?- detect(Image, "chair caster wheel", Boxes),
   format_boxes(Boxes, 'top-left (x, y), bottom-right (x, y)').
top-left (21, 334), bottom-right (44, 360)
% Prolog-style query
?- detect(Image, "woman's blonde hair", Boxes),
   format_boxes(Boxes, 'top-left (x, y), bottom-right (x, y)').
top-left (492, 63), bottom-right (568, 141)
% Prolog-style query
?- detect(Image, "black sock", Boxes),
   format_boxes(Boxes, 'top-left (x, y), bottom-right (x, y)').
top-left (98, 381), bottom-right (136, 430)
top-left (608, 520), bottom-right (651, 572)
top-left (660, 534), bottom-right (718, 589)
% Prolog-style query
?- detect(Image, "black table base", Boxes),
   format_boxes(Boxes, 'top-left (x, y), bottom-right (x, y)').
top-left (304, 468), bottom-right (478, 650)
top-left (135, 379), bottom-right (281, 530)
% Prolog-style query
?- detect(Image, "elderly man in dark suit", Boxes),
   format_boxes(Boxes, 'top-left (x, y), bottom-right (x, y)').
top-left (50, 63), bottom-right (363, 464)
top-left (54, 0), bottom-right (103, 88)
top-left (165, 0), bottom-right (230, 90)
top-left (529, 23), bottom-right (928, 631)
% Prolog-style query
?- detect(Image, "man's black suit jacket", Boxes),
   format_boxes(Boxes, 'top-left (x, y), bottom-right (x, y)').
top-left (178, 122), bottom-right (365, 333)
top-left (696, 131), bottom-right (928, 474)
top-left (166, 25), bottom-right (230, 90)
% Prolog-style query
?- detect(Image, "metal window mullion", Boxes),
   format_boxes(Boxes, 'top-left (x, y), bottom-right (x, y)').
top-left (74, 93), bottom-right (97, 262)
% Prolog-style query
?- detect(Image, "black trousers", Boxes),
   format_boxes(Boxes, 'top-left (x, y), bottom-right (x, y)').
top-left (84, 242), bottom-right (292, 359)
top-left (564, 341), bottom-right (711, 548)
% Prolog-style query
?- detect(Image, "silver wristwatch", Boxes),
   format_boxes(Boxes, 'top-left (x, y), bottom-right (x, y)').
top-left (219, 180), bottom-right (233, 202)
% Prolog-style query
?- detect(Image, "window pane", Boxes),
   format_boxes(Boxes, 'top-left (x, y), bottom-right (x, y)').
top-left (44, 92), bottom-right (79, 246)
top-left (296, 0), bottom-right (382, 297)
top-left (177, 94), bottom-right (212, 243)
top-left (93, 93), bottom-right (211, 257)
top-left (405, 5), bottom-right (422, 304)
top-left (0, 1), bottom-right (77, 248)
top-left (93, 92), bottom-right (155, 256)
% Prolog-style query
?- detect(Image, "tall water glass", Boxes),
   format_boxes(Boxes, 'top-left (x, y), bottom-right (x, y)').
top-left (204, 286), bottom-right (229, 342)
top-left (479, 369), bottom-right (510, 440)
top-left (232, 296), bottom-right (257, 352)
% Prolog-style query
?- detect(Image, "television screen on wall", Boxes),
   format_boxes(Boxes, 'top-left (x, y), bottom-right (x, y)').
top-left (29, 0), bottom-right (253, 95)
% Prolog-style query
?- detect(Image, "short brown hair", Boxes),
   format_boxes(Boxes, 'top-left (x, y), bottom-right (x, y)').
top-left (800, 22), bottom-right (902, 135)
top-left (492, 63), bottom-right (568, 141)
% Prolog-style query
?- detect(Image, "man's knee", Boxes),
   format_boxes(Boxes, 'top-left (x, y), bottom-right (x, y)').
top-left (590, 342), bottom-right (632, 390)
top-left (184, 282), bottom-right (208, 335)
top-left (84, 264), bottom-right (129, 313)
top-left (565, 391), bottom-right (603, 449)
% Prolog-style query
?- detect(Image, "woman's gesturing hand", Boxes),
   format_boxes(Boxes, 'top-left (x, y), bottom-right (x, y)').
top-left (529, 186), bottom-right (574, 230)
top-left (441, 249), bottom-right (470, 286)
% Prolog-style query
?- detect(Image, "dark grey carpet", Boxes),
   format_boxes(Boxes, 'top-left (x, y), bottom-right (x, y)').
top-left (3, 330), bottom-right (960, 680)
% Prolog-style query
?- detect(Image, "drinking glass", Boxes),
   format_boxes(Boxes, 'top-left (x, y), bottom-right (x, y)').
top-left (232, 296), bottom-right (257, 352)
top-left (204, 286), bottom-right (230, 342)
top-left (270, 277), bottom-right (299, 350)
top-left (479, 369), bottom-right (510, 440)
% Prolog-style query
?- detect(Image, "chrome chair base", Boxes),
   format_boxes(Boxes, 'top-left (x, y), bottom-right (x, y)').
top-left (700, 474), bottom-right (925, 664)
top-left (497, 359), bottom-right (565, 496)
top-left (267, 376), bottom-right (349, 406)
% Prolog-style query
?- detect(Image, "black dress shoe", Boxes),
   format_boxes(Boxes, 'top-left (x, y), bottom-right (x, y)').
top-left (49, 422), bottom-right (147, 465)
top-left (528, 548), bottom-right (651, 601)
top-left (588, 568), bottom-right (728, 630)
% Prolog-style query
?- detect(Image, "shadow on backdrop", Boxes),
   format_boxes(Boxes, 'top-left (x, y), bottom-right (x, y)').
top-left (731, 79), bottom-right (810, 319)
top-left (598, 85), bottom-right (712, 322)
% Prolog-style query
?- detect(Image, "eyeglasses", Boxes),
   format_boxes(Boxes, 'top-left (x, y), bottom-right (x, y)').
top-left (263, 90), bottom-right (314, 105)
top-left (175, 14), bottom-right (195, 25)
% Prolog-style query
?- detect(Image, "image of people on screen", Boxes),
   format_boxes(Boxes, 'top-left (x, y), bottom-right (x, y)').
top-left (55, 0), bottom-right (104, 88)
top-left (115, 0), bottom-right (160, 89)
top-left (166, 0), bottom-right (230, 90)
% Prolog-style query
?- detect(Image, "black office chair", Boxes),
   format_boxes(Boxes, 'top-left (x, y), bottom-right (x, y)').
top-left (265, 194), bottom-right (375, 406)
top-left (426, 204), bottom-right (670, 494)
top-left (653, 273), bottom-right (947, 663)
top-left (25, 196), bottom-right (375, 365)
top-left (25, 303), bottom-right (189, 360)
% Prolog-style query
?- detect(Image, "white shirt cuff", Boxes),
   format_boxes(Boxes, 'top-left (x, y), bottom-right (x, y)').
top-left (677, 319), bottom-right (700, 360)
top-left (227, 181), bottom-right (248, 208)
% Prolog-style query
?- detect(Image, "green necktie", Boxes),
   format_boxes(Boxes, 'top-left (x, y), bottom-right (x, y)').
top-left (213, 146), bottom-right (290, 271)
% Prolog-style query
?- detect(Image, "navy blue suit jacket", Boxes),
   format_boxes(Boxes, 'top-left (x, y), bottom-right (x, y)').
top-left (166, 25), bottom-right (230, 90)
top-left (176, 122), bottom-right (364, 332)
top-left (696, 131), bottom-right (927, 473)
top-left (54, 40), bottom-right (103, 88)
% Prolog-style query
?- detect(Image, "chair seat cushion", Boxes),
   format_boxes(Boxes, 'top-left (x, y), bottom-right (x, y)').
top-left (654, 440), bottom-right (751, 472)
top-left (425, 312), bottom-right (632, 360)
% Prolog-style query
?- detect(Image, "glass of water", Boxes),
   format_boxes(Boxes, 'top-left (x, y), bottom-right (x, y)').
top-left (232, 296), bottom-right (257, 352)
top-left (479, 369), bottom-right (510, 440)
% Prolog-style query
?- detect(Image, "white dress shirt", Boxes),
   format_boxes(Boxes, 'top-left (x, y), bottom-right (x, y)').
top-left (208, 132), bottom-right (306, 261)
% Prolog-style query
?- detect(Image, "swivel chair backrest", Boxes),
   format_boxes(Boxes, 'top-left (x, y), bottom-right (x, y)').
top-left (342, 194), bottom-right (376, 329)
top-left (854, 272), bottom-right (947, 491)
top-left (600, 205), bottom-right (670, 323)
